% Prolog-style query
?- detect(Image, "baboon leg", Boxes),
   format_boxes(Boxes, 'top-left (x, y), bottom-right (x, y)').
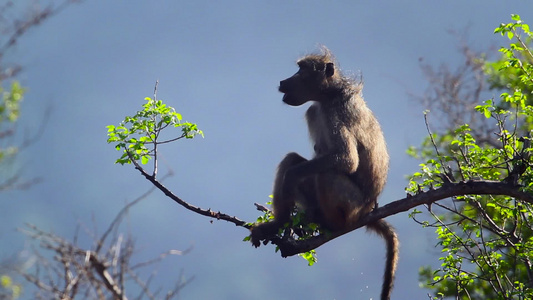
top-left (251, 152), bottom-right (307, 247)
top-left (272, 152), bottom-right (308, 223)
top-left (315, 173), bottom-right (365, 231)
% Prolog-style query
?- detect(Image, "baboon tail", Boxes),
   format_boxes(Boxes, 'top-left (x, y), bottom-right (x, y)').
top-left (366, 219), bottom-right (399, 300)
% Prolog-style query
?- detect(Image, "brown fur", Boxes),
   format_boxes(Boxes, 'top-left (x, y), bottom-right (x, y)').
top-left (251, 47), bottom-right (398, 300)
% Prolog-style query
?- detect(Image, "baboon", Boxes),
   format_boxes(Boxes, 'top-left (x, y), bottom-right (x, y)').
top-left (251, 47), bottom-right (399, 300)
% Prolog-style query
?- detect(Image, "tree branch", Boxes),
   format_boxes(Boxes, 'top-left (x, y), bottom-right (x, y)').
top-left (133, 156), bottom-right (533, 256)
top-left (128, 151), bottom-right (249, 228)
top-left (273, 180), bottom-right (533, 257)
top-left (127, 143), bottom-right (533, 257)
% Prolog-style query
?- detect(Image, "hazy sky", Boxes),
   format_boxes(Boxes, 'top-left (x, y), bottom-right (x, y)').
top-left (2, 1), bottom-right (533, 299)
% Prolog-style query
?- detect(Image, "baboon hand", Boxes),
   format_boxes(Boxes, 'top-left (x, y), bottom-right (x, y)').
top-left (249, 226), bottom-right (263, 248)
top-left (250, 222), bottom-right (281, 248)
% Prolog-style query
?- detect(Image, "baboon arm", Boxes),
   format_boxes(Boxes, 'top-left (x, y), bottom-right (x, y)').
top-left (307, 126), bottom-right (359, 175)
top-left (331, 126), bottom-right (359, 172)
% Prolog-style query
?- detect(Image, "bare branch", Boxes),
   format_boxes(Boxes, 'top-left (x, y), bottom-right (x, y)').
top-left (18, 182), bottom-right (193, 299)
top-left (96, 172), bottom-right (173, 253)
top-left (127, 150), bottom-right (248, 228)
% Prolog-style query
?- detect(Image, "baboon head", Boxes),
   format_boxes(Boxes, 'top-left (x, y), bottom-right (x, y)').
top-left (279, 49), bottom-right (339, 106)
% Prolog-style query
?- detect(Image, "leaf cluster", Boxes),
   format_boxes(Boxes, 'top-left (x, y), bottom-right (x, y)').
top-left (0, 81), bottom-right (25, 162)
top-left (0, 81), bottom-right (24, 124)
top-left (410, 15), bottom-right (533, 299)
top-left (107, 96), bottom-right (203, 166)
top-left (0, 274), bottom-right (21, 299)
top-left (487, 14), bottom-right (533, 105)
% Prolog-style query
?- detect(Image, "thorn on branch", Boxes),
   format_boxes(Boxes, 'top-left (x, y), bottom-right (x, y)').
top-left (254, 203), bottom-right (270, 213)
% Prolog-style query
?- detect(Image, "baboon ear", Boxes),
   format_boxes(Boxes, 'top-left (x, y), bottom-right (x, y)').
top-left (325, 62), bottom-right (335, 77)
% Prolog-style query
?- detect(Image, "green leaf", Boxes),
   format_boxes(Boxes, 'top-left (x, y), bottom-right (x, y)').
top-left (484, 108), bottom-right (491, 119)
top-left (299, 250), bottom-right (317, 266)
top-left (141, 155), bottom-right (150, 164)
top-left (1, 275), bottom-right (12, 287)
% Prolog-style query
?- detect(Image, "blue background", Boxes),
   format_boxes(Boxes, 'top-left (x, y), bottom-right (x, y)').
top-left (2, 1), bottom-right (532, 299)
